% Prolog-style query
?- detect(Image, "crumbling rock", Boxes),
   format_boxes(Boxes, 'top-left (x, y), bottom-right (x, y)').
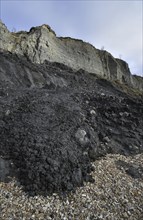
top-left (0, 20), bottom-right (143, 91)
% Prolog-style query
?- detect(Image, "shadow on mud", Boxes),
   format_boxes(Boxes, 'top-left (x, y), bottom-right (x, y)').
top-left (115, 160), bottom-right (143, 180)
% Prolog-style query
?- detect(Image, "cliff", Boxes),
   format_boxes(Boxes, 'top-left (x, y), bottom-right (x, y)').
top-left (0, 21), bottom-right (143, 91)
top-left (0, 21), bottom-right (143, 195)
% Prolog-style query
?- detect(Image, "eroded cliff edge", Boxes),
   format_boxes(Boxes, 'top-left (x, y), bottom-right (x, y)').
top-left (0, 21), bottom-right (143, 91)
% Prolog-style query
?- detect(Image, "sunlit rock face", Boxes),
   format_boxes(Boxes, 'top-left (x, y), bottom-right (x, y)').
top-left (0, 20), bottom-right (142, 91)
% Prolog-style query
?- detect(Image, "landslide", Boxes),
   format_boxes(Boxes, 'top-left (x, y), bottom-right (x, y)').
top-left (0, 50), bottom-right (143, 195)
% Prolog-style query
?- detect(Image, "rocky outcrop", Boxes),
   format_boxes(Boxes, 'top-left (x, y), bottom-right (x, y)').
top-left (0, 21), bottom-right (142, 91)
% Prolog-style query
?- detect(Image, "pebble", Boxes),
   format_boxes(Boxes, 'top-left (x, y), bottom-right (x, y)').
top-left (0, 153), bottom-right (143, 220)
top-left (90, 110), bottom-right (96, 115)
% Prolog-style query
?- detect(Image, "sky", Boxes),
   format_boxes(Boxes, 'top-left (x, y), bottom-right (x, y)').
top-left (0, 0), bottom-right (142, 76)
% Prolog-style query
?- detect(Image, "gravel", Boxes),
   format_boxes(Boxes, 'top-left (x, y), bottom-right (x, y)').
top-left (1, 153), bottom-right (143, 220)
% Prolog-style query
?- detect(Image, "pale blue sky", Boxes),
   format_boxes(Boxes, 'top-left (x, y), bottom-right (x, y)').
top-left (0, 0), bottom-right (142, 76)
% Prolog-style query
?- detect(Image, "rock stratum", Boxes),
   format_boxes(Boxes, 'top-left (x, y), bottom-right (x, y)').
top-left (0, 21), bottom-right (143, 195)
top-left (0, 21), bottom-right (143, 91)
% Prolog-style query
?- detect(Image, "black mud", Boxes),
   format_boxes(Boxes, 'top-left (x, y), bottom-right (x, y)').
top-left (0, 51), bottom-right (143, 195)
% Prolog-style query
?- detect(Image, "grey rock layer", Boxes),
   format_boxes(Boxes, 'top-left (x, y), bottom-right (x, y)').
top-left (0, 21), bottom-right (143, 91)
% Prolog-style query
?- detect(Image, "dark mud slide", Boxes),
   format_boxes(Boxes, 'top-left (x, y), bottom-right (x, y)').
top-left (0, 51), bottom-right (143, 196)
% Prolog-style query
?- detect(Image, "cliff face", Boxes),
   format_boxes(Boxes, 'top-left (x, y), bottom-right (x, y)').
top-left (0, 21), bottom-right (142, 91)
top-left (0, 21), bottom-right (143, 195)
